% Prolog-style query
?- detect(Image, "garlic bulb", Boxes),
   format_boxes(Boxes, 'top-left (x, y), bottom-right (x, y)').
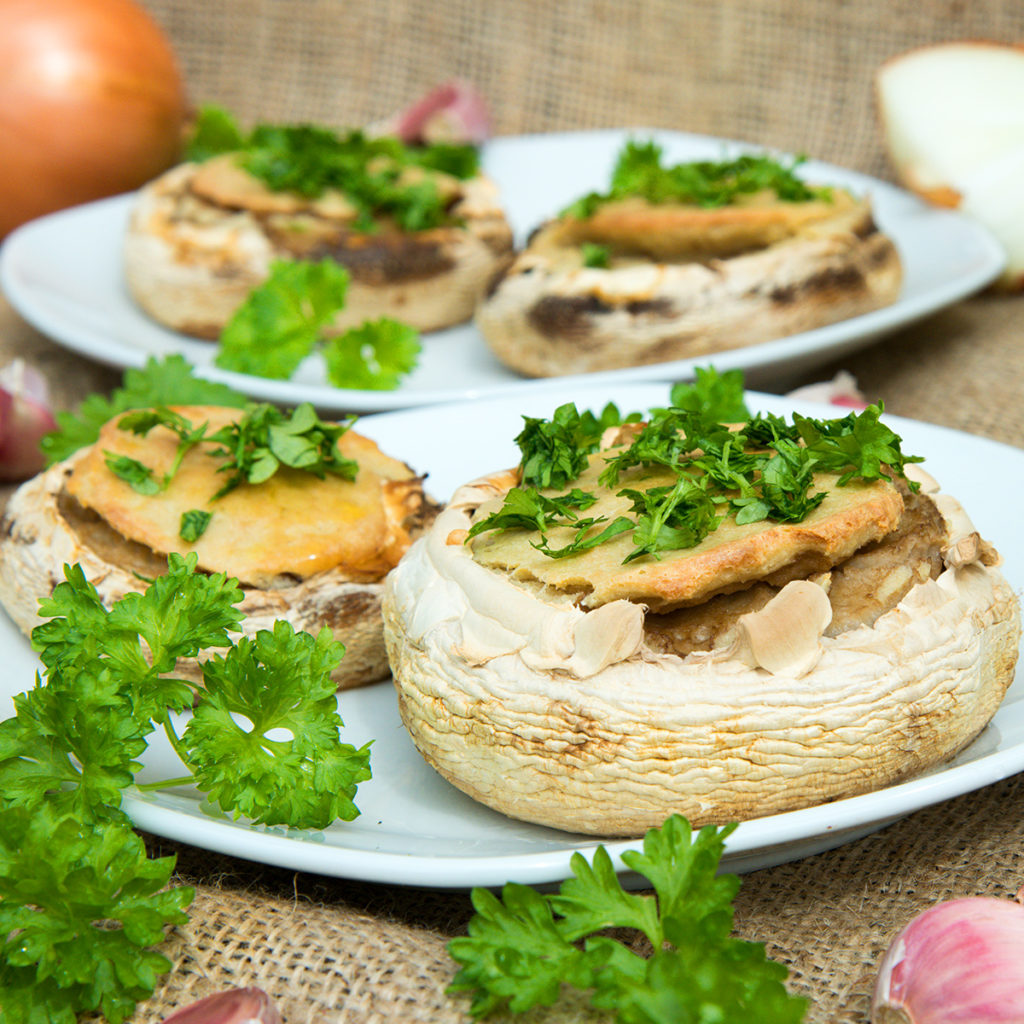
top-left (160, 987), bottom-right (282, 1024)
top-left (873, 894), bottom-right (1024, 1023)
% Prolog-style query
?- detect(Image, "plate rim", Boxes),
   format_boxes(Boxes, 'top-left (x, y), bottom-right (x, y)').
top-left (0, 128), bottom-right (1007, 414)
top-left (0, 383), bottom-right (1020, 888)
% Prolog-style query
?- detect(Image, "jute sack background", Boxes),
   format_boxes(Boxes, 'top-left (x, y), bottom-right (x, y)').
top-left (1, 0), bottom-right (1021, 1020)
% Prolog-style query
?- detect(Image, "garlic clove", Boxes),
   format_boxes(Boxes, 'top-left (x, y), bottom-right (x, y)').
top-left (785, 370), bottom-right (868, 410)
top-left (873, 895), bottom-right (1024, 1023)
top-left (160, 987), bottom-right (282, 1024)
top-left (0, 360), bottom-right (57, 482)
top-left (375, 79), bottom-right (491, 145)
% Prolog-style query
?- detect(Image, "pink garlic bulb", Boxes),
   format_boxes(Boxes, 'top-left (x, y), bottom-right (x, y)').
top-left (0, 359), bottom-right (57, 481)
top-left (379, 79), bottom-right (491, 145)
top-left (873, 894), bottom-right (1024, 1023)
top-left (161, 987), bottom-right (282, 1024)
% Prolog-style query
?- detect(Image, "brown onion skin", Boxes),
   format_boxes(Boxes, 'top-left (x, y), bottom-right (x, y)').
top-left (0, 0), bottom-right (187, 237)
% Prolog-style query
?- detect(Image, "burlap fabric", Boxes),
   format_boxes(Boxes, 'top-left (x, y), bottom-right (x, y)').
top-left (2, 0), bottom-right (1023, 1020)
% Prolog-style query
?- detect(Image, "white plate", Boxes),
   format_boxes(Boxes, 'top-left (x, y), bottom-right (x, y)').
top-left (0, 130), bottom-right (1005, 415)
top-left (1, 382), bottom-right (1021, 888)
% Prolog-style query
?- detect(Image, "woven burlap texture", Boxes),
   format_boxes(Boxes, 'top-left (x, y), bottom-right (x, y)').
top-left (7, 0), bottom-right (1024, 1019)
top-left (144, 0), bottom-right (1024, 177)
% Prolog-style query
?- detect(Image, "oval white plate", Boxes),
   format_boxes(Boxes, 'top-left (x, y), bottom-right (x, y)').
top-left (0, 383), bottom-right (1021, 888)
top-left (0, 130), bottom-right (1005, 414)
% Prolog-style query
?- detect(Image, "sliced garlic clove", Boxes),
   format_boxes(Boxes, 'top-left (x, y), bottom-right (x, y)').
top-left (727, 579), bottom-right (832, 677)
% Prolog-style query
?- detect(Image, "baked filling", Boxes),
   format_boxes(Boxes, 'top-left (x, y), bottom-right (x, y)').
top-left (528, 188), bottom-right (864, 265)
top-left (64, 405), bottom-right (434, 589)
top-left (469, 445), bottom-right (904, 612)
top-left (644, 488), bottom-right (946, 656)
top-left (152, 155), bottom-right (507, 285)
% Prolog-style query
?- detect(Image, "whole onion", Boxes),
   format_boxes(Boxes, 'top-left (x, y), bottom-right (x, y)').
top-left (0, 0), bottom-right (187, 238)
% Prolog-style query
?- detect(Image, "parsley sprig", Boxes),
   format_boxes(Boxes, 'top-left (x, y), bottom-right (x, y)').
top-left (186, 105), bottom-right (480, 231)
top-left (41, 355), bottom-right (248, 467)
top-left (0, 554), bottom-right (371, 1020)
top-left (563, 139), bottom-right (827, 220)
top-left (448, 815), bottom-right (807, 1022)
top-left (213, 258), bottom-right (422, 389)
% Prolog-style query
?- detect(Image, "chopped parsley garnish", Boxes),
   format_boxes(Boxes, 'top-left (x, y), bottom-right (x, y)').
top-left (107, 401), bottom-right (359, 538)
top-left (516, 401), bottom-right (642, 489)
top-left (185, 104), bottom-right (480, 231)
top-left (206, 401), bottom-right (359, 497)
top-left (179, 508), bottom-right (212, 542)
top-left (468, 368), bottom-right (922, 563)
top-left (581, 242), bottom-right (611, 268)
top-left (562, 139), bottom-right (828, 220)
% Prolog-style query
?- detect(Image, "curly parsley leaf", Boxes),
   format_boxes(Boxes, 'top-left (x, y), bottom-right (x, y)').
top-left (324, 318), bottom-right (422, 390)
top-left (0, 666), bottom-right (142, 824)
top-left (184, 621), bottom-right (371, 829)
top-left (1, 557), bottom-right (245, 821)
top-left (215, 259), bottom-right (350, 380)
top-left (0, 806), bottom-right (193, 1024)
top-left (448, 815), bottom-right (806, 1023)
top-left (41, 355), bottom-right (247, 466)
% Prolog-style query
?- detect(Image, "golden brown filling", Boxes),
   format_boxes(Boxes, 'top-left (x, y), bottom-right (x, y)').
top-left (644, 490), bottom-right (946, 656)
top-left (64, 406), bottom-right (434, 588)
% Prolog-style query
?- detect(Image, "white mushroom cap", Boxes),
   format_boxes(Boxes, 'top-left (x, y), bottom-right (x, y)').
top-left (383, 472), bottom-right (1021, 836)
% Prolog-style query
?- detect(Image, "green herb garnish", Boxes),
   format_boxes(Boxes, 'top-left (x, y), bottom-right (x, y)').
top-left (516, 401), bottom-right (641, 489)
top-left (185, 104), bottom-right (480, 231)
top-left (179, 508), bottom-right (212, 541)
top-left (468, 368), bottom-right (922, 564)
top-left (41, 355), bottom-right (247, 466)
top-left (562, 139), bottom-right (826, 220)
top-left (0, 554), bottom-right (371, 1020)
top-left (0, 806), bottom-right (193, 1024)
top-left (324, 318), bottom-right (421, 391)
top-left (207, 401), bottom-right (359, 497)
top-left (214, 258), bottom-right (422, 388)
top-left (581, 242), bottom-right (611, 268)
top-left (215, 258), bottom-right (351, 380)
top-left (448, 814), bottom-right (807, 1022)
